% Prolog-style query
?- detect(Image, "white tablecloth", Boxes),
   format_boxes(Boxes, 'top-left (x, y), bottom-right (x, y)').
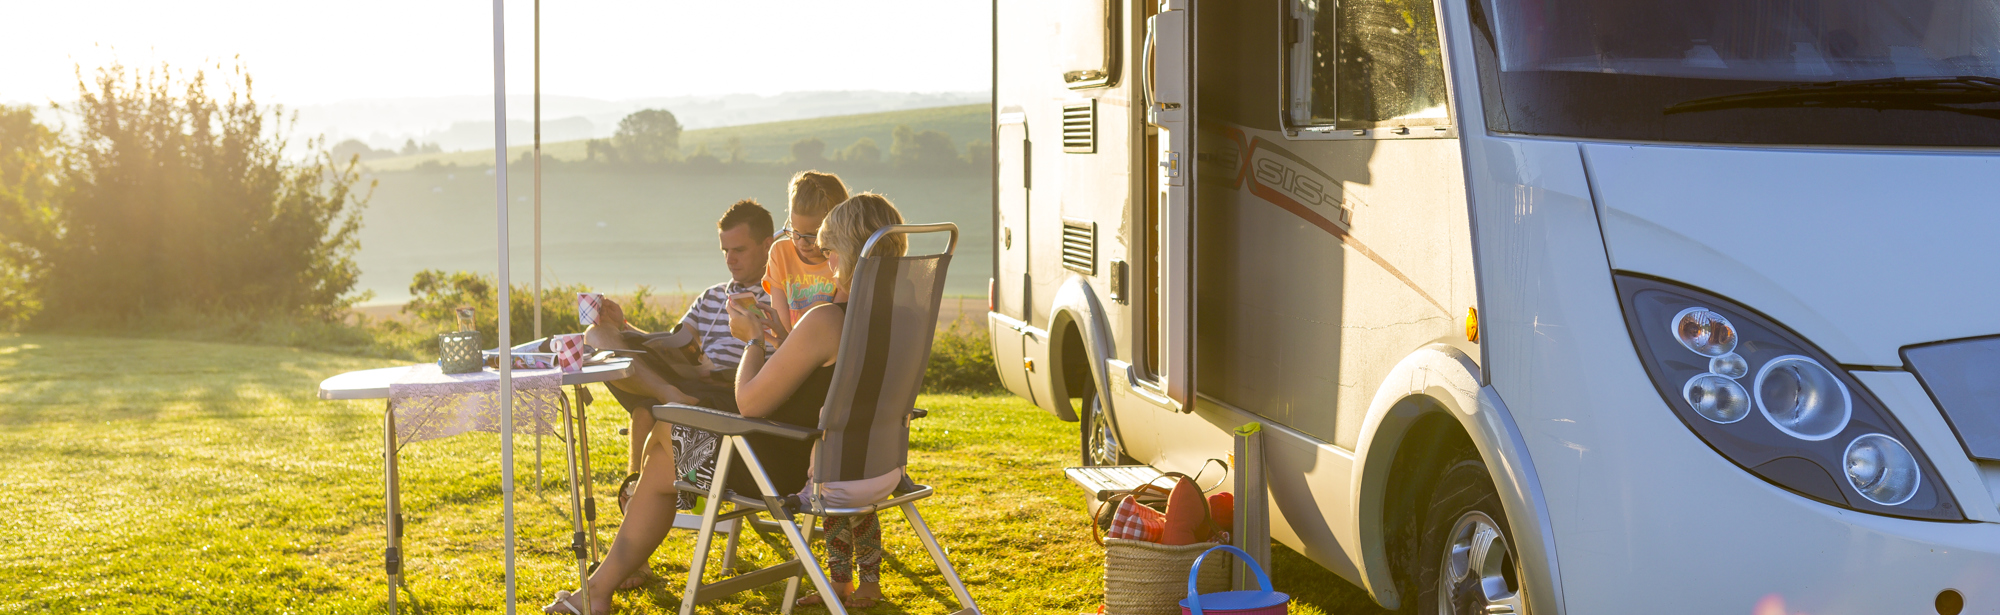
top-left (388, 363), bottom-right (566, 447)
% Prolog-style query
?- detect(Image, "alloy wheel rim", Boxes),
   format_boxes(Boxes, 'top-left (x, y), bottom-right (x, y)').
top-left (1438, 511), bottom-right (1523, 615)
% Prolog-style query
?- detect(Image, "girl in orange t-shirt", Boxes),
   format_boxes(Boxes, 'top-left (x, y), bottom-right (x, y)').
top-left (764, 171), bottom-right (847, 328)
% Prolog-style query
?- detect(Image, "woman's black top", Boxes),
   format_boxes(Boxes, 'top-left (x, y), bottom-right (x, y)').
top-left (724, 303), bottom-right (843, 498)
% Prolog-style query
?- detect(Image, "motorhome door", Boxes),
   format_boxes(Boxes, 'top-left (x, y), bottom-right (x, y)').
top-left (1148, 0), bottom-right (1196, 409)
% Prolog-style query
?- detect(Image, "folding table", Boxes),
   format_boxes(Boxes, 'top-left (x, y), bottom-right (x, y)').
top-left (318, 359), bottom-right (633, 613)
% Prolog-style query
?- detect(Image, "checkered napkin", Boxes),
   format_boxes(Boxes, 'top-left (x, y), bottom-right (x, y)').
top-left (1105, 496), bottom-right (1167, 542)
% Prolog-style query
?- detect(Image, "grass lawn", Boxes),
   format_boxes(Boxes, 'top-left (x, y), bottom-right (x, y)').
top-left (0, 334), bottom-right (1385, 614)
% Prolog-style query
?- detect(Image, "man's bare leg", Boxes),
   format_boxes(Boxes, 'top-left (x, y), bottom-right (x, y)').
top-left (582, 321), bottom-right (628, 356)
top-left (584, 321), bottom-right (693, 474)
top-left (627, 409), bottom-right (652, 475)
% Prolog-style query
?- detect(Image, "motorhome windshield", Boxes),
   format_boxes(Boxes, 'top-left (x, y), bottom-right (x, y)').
top-left (1468, 0), bottom-right (2000, 146)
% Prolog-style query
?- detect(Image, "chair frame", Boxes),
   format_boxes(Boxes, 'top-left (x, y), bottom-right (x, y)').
top-left (653, 223), bottom-right (980, 615)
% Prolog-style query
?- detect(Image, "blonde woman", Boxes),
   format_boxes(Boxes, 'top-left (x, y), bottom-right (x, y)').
top-left (729, 194), bottom-right (903, 609)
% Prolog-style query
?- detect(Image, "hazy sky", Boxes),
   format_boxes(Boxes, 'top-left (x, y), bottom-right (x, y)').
top-left (1, 0), bottom-right (991, 106)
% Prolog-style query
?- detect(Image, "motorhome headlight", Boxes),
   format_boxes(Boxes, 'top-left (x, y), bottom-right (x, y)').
top-left (1754, 356), bottom-right (1850, 440)
top-left (1845, 434), bottom-right (1920, 506)
top-left (1683, 374), bottom-right (1750, 423)
top-left (1709, 352), bottom-right (1749, 379)
top-left (1616, 274), bottom-right (1960, 520)
top-left (1673, 307), bottom-right (1738, 356)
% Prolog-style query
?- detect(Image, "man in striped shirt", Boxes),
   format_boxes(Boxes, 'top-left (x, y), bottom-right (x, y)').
top-left (584, 199), bottom-right (776, 480)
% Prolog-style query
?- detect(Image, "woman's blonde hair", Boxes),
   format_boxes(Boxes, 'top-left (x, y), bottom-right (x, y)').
top-left (818, 193), bottom-right (906, 289)
top-left (787, 170), bottom-right (849, 218)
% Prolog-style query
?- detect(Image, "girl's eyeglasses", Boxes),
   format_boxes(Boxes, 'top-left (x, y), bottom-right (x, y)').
top-left (783, 227), bottom-right (819, 246)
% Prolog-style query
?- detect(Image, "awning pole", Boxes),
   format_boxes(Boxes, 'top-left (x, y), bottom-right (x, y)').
top-left (490, 0), bottom-right (519, 611)
top-left (533, 0), bottom-right (543, 342)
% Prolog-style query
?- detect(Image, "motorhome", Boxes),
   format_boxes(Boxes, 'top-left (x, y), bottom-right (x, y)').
top-left (987, 0), bottom-right (2000, 613)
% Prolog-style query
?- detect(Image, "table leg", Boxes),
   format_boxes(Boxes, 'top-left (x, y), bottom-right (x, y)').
top-left (383, 401), bottom-right (403, 614)
top-left (575, 384), bottom-right (603, 564)
top-left (559, 391), bottom-right (593, 615)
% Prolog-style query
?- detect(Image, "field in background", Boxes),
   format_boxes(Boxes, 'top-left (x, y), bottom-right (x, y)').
top-left (352, 170), bottom-right (991, 306)
top-left (0, 335), bottom-right (1382, 614)
top-left (347, 104), bottom-right (994, 306)
top-left (360, 105), bottom-right (990, 172)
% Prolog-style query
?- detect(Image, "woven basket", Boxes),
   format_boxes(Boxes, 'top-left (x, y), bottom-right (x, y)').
top-left (1105, 539), bottom-right (1231, 615)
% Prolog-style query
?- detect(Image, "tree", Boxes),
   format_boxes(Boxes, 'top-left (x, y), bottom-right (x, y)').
top-left (331, 138), bottom-right (391, 162)
top-left (841, 137), bottom-right (882, 166)
top-left (890, 124), bottom-right (959, 170)
top-left (612, 108), bottom-right (682, 163)
top-left (399, 139), bottom-right (442, 156)
top-left (36, 62), bottom-right (372, 326)
top-left (790, 137), bottom-right (828, 166)
top-left (684, 143), bottom-right (720, 168)
top-left (965, 139), bottom-right (993, 168)
top-left (0, 105), bottom-right (59, 328)
top-left (585, 138), bottom-right (615, 163)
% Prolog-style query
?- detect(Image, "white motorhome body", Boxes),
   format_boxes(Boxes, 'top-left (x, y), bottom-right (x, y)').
top-left (990, 0), bottom-right (2000, 613)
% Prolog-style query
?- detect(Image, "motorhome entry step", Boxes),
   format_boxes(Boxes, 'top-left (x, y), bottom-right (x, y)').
top-left (1063, 465), bottom-right (1165, 502)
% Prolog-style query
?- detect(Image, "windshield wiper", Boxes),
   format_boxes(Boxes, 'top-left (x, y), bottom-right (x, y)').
top-left (1665, 76), bottom-right (2000, 119)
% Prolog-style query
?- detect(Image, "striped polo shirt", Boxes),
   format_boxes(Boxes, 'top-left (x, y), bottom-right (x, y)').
top-left (678, 279), bottom-right (770, 370)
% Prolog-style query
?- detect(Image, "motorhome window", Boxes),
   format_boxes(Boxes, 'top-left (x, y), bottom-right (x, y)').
top-left (1060, 0), bottom-right (1119, 88)
top-left (1467, 0), bottom-right (2000, 146)
top-left (1287, 0), bottom-right (1451, 128)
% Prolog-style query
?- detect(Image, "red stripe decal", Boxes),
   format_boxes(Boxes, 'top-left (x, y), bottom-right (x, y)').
top-left (1244, 137), bottom-right (1449, 316)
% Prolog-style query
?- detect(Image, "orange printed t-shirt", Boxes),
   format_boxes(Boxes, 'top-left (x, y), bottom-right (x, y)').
top-left (763, 237), bottom-right (837, 326)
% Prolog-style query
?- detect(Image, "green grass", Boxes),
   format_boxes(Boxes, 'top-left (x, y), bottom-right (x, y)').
top-left (0, 334), bottom-right (1381, 614)
top-left (362, 105), bottom-right (990, 172)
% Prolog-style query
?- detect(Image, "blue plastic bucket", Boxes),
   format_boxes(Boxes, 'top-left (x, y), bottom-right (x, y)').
top-left (1179, 545), bottom-right (1289, 615)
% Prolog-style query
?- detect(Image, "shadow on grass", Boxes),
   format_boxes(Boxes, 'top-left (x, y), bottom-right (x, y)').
top-left (1271, 541), bottom-right (1395, 615)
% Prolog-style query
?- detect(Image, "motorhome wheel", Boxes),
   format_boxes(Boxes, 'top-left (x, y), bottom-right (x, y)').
top-left (1414, 459), bottom-right (1525, 615)
top-left (1081, 392), bottom-right (1134, 466)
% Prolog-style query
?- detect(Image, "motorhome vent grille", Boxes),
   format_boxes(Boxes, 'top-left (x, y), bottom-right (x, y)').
top-left (1061, 219), bottom-right (1096, 274)
top-left (1061, 101), bottom-right (1096, 153)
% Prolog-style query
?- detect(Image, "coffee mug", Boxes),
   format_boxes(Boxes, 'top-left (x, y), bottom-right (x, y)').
top-left (552, 333), bottom-right (587, 373)
top-left (578, 292), bottom-right (604, 325)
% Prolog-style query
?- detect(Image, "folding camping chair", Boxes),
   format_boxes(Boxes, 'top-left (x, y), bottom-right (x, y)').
top-left (653, 222), bottom-right (980, 615)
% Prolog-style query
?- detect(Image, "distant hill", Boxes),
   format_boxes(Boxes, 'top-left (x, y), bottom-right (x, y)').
top-left (362, 104), bottom-right (991, 171)
top-left (295, 90), bottom-right (989, 152)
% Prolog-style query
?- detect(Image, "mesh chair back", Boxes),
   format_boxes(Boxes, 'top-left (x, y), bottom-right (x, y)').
top-left (814, 224), bottom-right (955, 484)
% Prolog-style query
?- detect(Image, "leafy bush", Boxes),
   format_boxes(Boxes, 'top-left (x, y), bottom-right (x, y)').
top-left (29, 62), bottom-right (371, 328)
top-left (0, 104), bottom-right (59, 330)
top-left (924, 317), bottom-right (1002, 394)
top-left (401, 269), bottom-right (686, 347)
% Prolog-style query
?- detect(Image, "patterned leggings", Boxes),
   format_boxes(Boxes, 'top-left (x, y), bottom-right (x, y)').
top-left (822, 512), bottom-right (882, 584)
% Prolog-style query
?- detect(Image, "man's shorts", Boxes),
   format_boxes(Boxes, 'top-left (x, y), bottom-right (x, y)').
top-left (602, 358), bottom-right (737, 512)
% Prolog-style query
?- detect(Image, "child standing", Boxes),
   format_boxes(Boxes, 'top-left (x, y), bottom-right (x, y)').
top-left (763, 171), bottom-right (846, 330)
top-left (763, 171), bottom-right (887, 609)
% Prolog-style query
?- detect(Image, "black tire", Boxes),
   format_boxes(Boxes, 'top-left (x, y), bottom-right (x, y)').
top-left (1080, 389), bottom-right (1136, 466)
top-left (1411, 456), bottom-right (1527, 615)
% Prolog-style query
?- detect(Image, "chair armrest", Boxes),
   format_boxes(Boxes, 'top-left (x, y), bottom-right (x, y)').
top-left (653, 403), bottom-right (823, 441)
